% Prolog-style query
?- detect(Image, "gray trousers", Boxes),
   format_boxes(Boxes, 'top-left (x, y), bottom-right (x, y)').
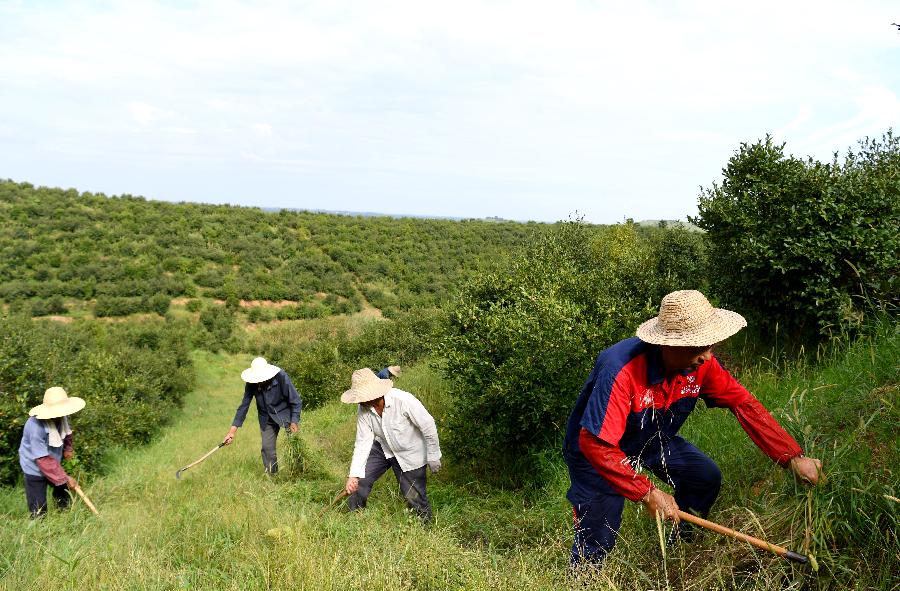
top-left (348, 441), bottom-right (432, 521)
top-left (260, 422), bottom-right (280, 474)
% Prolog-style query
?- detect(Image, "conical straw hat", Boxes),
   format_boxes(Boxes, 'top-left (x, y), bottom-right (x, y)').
top-left (636, 290), bottom-right (746, 346)
top-left (29, 387), bottom-right (86, 419)
top-left (341, 368), bottom-right (393, 404)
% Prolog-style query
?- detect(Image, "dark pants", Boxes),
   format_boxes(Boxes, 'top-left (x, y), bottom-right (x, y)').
top-left (348, 441), bottom-right (432, 521)
top-left (571, 437), bottom-right (722, 565)
top-left (260, 421), bottom-right (280, 474)
top-left (24, 474), bottom-right (71, 518)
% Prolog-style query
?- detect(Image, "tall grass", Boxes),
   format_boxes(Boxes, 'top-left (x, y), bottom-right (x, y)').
top-left (1, 321), bottom-right (897, 590)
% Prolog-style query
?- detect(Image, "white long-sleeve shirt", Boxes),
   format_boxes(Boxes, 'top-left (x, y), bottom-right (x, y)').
top-left (348, 388), bottom-right (442, 478)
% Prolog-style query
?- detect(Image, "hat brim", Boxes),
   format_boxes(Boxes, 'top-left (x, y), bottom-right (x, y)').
top-left (241, 364), bottom-right (281, 383)
top-left (29, 397), bottom-right (86, 419)
top-left (636, 308), bottom-right (747, 347)
top-left (341, 378), bottom-right (393, 404)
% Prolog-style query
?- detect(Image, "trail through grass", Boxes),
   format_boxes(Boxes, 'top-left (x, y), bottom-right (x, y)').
top-left (0, 352), bottom-right (573, 590)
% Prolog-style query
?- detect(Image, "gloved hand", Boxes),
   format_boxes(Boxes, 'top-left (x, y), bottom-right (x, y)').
top-left (427, 459), bottom-right (442, 474)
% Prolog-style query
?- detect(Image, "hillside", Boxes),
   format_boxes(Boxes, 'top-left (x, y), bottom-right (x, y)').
top-left (0, 180), bottom-right (549, 320)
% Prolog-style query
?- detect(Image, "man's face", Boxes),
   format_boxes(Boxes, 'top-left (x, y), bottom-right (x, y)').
top-left (660, 344), bottom-right (714, 374)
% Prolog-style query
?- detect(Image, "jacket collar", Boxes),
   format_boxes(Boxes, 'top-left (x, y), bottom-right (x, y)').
top-left (645, 344), bottom-right (665, 385)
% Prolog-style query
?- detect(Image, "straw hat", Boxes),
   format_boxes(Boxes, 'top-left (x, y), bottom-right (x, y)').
top-left (386, 365), bottom-right (401, 377)
top-left (636, 290), bottom-right (746, 347)
top-left (29, 387), bottom-right (86, 419)
top-left (341, 368), bottom-right (393, 404)
top-left (241, 357), bottom-right (281, 383)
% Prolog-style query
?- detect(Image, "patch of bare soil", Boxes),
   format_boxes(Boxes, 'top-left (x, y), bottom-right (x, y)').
top-left (43, 315), bottom-right (74, 324)
top-left (239, 299), bottom-right (300, 309)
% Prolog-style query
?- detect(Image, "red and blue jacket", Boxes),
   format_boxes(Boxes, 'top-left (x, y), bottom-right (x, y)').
top-left (563, 337), bottom-right (802, 504)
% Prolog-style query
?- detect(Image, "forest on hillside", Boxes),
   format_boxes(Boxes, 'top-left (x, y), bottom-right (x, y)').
top-left (0, 180), bottom-right (547, 319)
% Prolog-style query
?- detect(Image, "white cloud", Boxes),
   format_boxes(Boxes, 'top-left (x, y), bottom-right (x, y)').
top-left (0, 0), bottom-right (897, 221)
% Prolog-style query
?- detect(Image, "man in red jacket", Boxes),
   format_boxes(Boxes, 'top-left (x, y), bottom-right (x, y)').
top-left (562, 290), bottom-right (822, 565)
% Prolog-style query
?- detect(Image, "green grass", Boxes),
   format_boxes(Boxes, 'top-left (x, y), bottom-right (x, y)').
top-left (1, 322), bottom-right (897, 590)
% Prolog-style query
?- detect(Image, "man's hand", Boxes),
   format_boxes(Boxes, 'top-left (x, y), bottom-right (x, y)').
top-left (642, 488), bottom-right (680, 522)
top-left (63, 449), bottom-right (74, 460)
top-left (789, 456), bottom-right (823, 485)
top-left (345, 476), bottom-right (359, 495)
top-left (223, 426), bottom-right (237, 445)
top-left (66, 476), bottom-right (78, 489)
top-left (427, 459), bottom-right (442, 474)
top-left (289, 423), bottom-right (299, 434)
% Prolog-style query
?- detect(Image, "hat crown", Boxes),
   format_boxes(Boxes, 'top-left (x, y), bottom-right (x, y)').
top-left (250, 357), bottom-right (269, 370)
top-left (351, 368), bottom-right (379, 388)
top-left (43, 386), bottom-right (69, 405)
top-left (657, 290), bottom-right (715, 332)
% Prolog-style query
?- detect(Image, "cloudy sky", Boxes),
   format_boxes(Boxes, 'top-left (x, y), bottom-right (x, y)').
top-left (1, 1), bottom-right (898, 223)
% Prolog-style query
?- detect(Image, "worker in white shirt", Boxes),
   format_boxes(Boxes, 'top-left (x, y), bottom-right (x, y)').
top-left (342, 367), bottom-right (442, 522)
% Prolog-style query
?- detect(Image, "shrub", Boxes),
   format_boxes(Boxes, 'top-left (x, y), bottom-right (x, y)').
top-left (439, 220), bottom-right (708, 482)
top-left (694, 131), bottom-right (899, 340)
top-left (0, 315), bottom-right (194, 485)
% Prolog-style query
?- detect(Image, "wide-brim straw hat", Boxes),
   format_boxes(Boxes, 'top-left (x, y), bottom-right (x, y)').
top-left (636, 290), bottom-right (747, 347)
top-left (241, 357), bottom-right (281, 383)
top-left (386, 365), bottom-right (401, 377)
top-left (29, 387), bottom-right (86, 419)
top-left (341, 368), bottom-right (393, 404)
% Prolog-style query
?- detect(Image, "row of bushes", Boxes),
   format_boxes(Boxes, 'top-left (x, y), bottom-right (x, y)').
top-left (0, 314), bottom-right (195, 485)
top-left (94, 294), bottom-right (171, 317)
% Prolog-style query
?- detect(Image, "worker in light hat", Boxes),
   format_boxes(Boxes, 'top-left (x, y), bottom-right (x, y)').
top-left (18, 387), bottom-right (85, 517)
top-left (222, 357), bottom-right (303, 475)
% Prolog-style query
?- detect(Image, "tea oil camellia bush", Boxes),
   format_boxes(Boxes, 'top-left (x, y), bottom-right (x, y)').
top-left (440, 220), bottom-right (709, 482)
top-left (0, 314), bottom-right (194, 485)
top-left (694, 131), bottom-right (899, 340)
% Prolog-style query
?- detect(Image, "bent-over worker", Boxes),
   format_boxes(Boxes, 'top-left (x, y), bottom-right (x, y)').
top-left (563, 290), bottom-right (822, 565)
top-left (223, 357), bottom-right (302, 474)
top-left (342, 367), bottom-right (441, 522)
top-left (18, 387), bottom-right (85, 518)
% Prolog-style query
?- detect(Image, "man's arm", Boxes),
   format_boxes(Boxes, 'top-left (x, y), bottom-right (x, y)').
top-left (231, 384), bottom-right (255, 428)
top-left (282, 372), bottom-right (303, 426)
top-left (348, 412), bottom-right (375, 478)
top-left (701, 357), bottom-right (821, 483)
top-left (403, 396), bottom-right (441, 462)
top-left (35, 456), bottom-right (70, 486)
top-left (579, 429), bottom-right (680, 520)
top-left (63, 433), bottom-right (74, 459)
top-left (224, 384), bottom-right (255, 444)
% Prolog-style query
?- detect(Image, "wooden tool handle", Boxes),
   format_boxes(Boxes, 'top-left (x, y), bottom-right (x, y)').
top-left (318, 489), bottom-right (350, 517)
top-left (72, 484), bottom-right (100, 515)
top-left (676, 510), bottom-right (807, 563)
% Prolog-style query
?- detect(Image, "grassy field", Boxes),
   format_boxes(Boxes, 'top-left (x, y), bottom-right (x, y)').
top-left (1, 322), bottom-right (897, 590)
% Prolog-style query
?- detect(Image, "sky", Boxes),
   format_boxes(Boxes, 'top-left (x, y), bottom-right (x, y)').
top-left (1, 1), bottom-right (898, 223)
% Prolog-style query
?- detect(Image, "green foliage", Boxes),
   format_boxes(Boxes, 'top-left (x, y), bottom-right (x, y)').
top-left (439, 220), bottom-right (708, 481)
top-left (694, 131), bottom-right (900, 339)
top-left (248, 310), bottom-right (444, 410)
top-left (27, 296), bottom-right (68, 317)
top-left (195, 303), bottom-right (238, 352)
top-left (0, 180), bottom-right (544, 321)
top-left (0, 314), bottom-right (194, 485)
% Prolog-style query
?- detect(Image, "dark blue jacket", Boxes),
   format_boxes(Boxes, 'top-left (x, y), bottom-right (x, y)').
top-left (232, 370), bottom-right (303, 429)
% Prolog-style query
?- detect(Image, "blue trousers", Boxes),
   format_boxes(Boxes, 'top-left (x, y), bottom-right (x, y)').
top-left (571, 437), bottom-right (722, 565)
